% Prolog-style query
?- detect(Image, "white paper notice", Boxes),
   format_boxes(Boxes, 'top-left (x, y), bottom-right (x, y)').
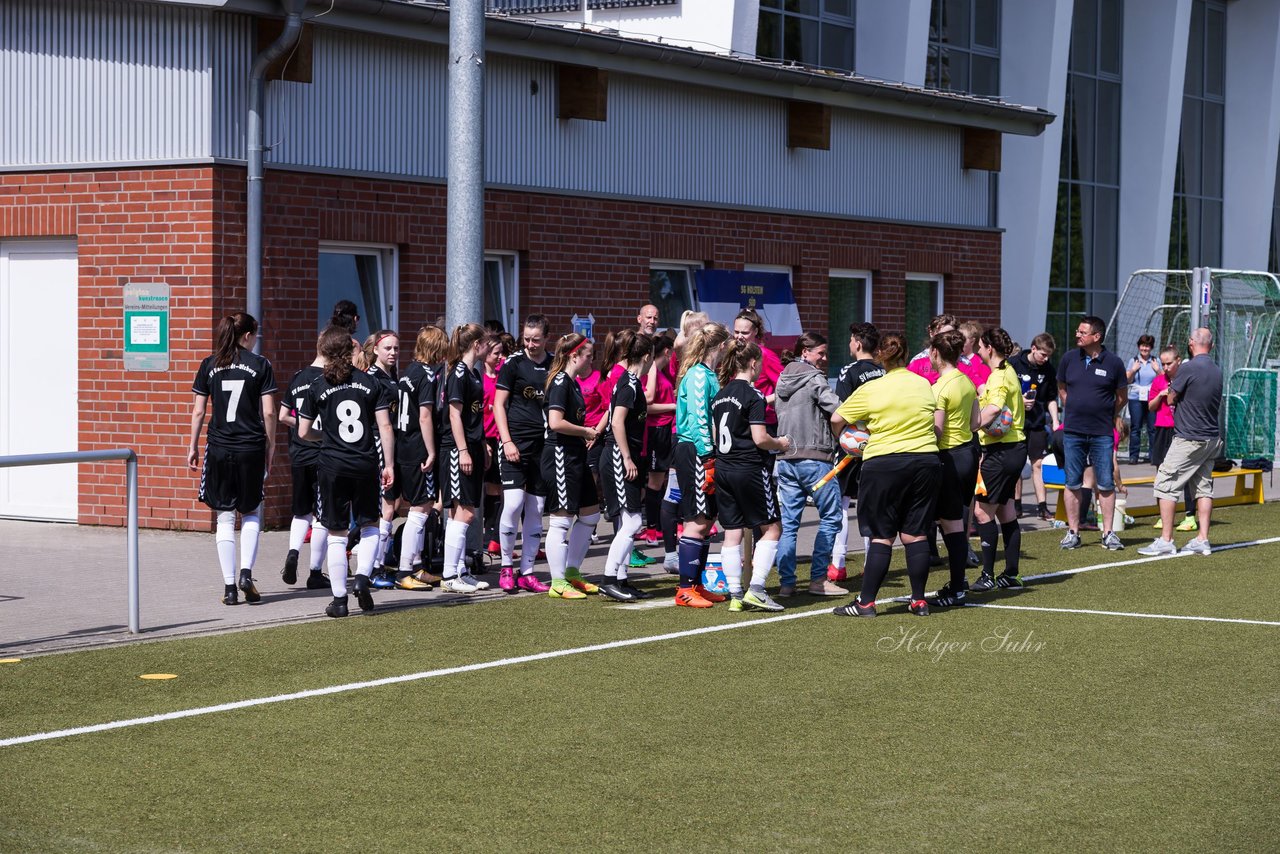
top-left (131, 315), bottom-right (161, 345)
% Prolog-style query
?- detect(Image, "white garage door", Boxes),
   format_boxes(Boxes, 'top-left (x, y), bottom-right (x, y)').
top-left (0, 240), bottom-right (79, 520)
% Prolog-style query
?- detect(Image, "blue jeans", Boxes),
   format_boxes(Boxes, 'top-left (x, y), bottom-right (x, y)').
top-left (1127, 399), bottom-right (1153, 461)
top-left (1063, 431), bottom-right (1116, 492)
top-left (775, 458), bottom-right (845, 587)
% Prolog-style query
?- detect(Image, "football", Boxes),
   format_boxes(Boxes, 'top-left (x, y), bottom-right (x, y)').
top-left (839, 421), bottom-right (871, 457)
top-left (984, 406), bottom-right (1014, 438)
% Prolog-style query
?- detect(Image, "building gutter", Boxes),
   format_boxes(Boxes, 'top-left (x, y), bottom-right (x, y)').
top-left (246, 0), bottom-right (305, 351)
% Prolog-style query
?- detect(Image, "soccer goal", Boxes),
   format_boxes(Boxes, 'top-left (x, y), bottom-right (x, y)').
top-left (1105, 268), bottom-right (1280, 461)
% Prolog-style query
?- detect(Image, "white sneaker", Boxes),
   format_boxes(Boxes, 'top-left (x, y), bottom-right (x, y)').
top-left (442, 576), bottom-right (479, 593)
top-left (460, 573), bottom-right (490, 590)
top-left (1137, 538), bottom-right (1177, 557)
top-left (662, 554), bottom-right (679, 573)
top-left (1181, 537), bottom-right (1212, 556)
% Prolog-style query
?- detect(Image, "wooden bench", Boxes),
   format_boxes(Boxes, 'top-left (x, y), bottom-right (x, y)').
top-left (1045, 468), bottom-right (1265, 521)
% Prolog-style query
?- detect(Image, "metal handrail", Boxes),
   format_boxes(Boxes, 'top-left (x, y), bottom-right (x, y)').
top-left (0, 449), bottom-right (140, 633)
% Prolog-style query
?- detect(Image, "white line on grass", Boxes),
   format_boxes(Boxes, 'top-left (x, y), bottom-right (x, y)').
top-left (959, 602), bottom-right (1280, 626)
top-left (4, 535), bottom-right (1277, 749)
top-left (0, 609), bottom-right (830, 749)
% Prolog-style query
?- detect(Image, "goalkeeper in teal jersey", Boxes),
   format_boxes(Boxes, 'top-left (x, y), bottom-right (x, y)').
top-left (671, 322), bottom-right (731, 608)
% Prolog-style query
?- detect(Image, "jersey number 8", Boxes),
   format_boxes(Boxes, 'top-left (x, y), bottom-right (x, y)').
top-left (337, 400), bottom-right (364, 443)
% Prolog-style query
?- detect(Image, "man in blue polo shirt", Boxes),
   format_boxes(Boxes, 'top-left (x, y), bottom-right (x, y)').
top-left (1056, 315), bottom-right (1127, 550)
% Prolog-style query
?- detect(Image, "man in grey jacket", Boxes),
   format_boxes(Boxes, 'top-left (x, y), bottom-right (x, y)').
top-left (774, 333), bottom-right (850, 597)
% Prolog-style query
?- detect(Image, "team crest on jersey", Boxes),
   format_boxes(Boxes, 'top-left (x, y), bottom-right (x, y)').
top-left (522, 387), bottom-right (545, 401)
top-left (470, 400), bottom-right (483, 413)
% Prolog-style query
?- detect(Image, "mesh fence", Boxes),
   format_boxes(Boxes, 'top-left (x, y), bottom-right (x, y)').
top-left (1106, 269), bottom-right (1280, 461)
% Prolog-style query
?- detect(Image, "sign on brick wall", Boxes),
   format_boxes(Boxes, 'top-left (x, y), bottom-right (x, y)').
top-left (123, 282), bottom-right (170, 371)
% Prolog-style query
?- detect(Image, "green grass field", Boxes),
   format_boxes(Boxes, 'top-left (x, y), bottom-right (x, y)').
top-left (3, 504), bottom-right (1279, 852)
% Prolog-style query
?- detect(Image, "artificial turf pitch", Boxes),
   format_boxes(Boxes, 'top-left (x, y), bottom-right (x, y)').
top-left (2, 503), bottom-right (1278, 852)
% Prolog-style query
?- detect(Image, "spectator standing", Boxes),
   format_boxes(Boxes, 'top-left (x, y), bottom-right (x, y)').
top-left (1138, 328), bottom-right (1223, 556)
top-left (1009, 333), bottom-right (1059, 519)
top-left (637, 303), bottom-right (660, 337)
top-left (1126, 334), bottom-right (1159, 463)
top-left (1146, 345), bottom-right (1197, 531)
top-left (1056, 315), bottom-right (1127, 550)
top-left (774, 333), bottom-right (848, 597)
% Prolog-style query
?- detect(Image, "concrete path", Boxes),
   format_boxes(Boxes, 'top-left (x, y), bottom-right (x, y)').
top-left (1, 462), bottom-right (1272, 656)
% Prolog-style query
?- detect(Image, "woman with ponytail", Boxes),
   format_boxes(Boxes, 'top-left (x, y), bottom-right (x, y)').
top-left (598, 333), bottom-right (655, 602)
top-left (363, 330), bottom-right (401, 588)
top-left (187, 312), bottom-right (278, 606)
top-left (672, 321), bottom-right (732, 607)
top-left (391, 325), bottom-right (447, 591)
top-left (968, 327), bottom-right (1029, 594)
top-left (297, 325), bottom-right (396, 618)
top-left (928, 329), bottom-right (982, 607)
top-left (830, 333), bottom-right (942, 617)
top-left (541, 333), bottom-right (603, 600)
top-left (438, 323), bottom-right (497, 594)
top-left (711, 340), bottom-right (793, 611)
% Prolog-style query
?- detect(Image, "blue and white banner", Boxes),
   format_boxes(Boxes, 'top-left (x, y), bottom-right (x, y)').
top-left (694, 270), bottom-right (803, 341)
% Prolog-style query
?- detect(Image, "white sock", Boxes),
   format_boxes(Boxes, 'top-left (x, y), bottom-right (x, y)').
top-left (720, 544), bottom-right (743, 596)
top-left (831, 497), bottom-right (851, 569)
top-left (215, 511), bottom-right (237, 585)
top-left (327, 533), bottom-right (348, 597)
top-left (443, 518), bottom-right (469, 579)
top-left (288, 515), bottom-right (312, 552)
top-left (309, 524), bottom-right (328, 571)
top-left (500, 488), bottom-right (524, 565)
top-left (520, 493), bottom-right (545, 574)
top-left (356, 525), bottom-right (379, 577)
top-left (545, 515), bottom-right (572, 581)
top-left (399, 511), bottom-right (428, 575)
top-left (239, 507), bottom-right (261, 572)
top-left (605, 510), bottom-right (643, 577)
top-left (568, 511), bottom-right (598, 570)
top-left (376, 518), bottom-right (393, 566)
top-left (750, 539), bottom-right (779, 590)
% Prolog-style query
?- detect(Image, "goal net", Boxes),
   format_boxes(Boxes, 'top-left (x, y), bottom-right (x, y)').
top-left (1105, 269), bottom-right (1280, 461)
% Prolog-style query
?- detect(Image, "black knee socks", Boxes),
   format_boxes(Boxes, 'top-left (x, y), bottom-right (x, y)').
top-left (483, 494), bottom-right (501, 543)
top-left (661, 500), bottom-right (680, 552)
top-left (904, 540), bottom-right (931, 601)
top-left (644, 487), bottom-right (662, 531)
top-left (677, 536), bottom-right (703, 588)
top-left (1000, 520), bottom-right (1021, 575)
top-left (977, 520), bottom-right (999, 575)
top-left (942, 530), bottom-right (970, 589)
top-left (859, 542), bottom-right (893, 604)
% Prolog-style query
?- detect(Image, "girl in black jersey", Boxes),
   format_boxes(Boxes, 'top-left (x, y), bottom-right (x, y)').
top-left (363, 331), bottom-right (401, 587)
top-left (439, 323), bottom-right (497, 595)
top-left (598, 334), bottom-right (654, 602)
top-left (830, 322), bottom-right (884, 583)
top-left (278, 334), bottom-right (329, 590)
top-left (493, 315), bottom-right (553, 594)
top-left (297, 326), bottom-right (396, 618)
top-left (187, 312), bottom-right (278, 606)
top-left (541, 332), bottom-right (603, 600)
top-left (392, 326), bottom-right (447, 591)
top-left (711, 341), bottom-right (793, 612)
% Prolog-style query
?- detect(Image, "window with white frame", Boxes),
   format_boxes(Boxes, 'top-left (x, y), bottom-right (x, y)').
top-left (827, 269), bottom-right (872, 379)
top-left (649, 261), bottom-right (702, 333)
top-left (484, 252), bottom-right (519, 334)
top-left (318, 243), bottom-right (398, 340)
top-left (904, 273), bottom-right (944, 356)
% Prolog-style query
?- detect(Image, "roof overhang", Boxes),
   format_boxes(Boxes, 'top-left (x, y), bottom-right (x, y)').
top-left (152, 0), bottom-right (1055, 136)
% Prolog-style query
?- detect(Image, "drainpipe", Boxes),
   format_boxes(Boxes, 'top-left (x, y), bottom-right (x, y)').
top-left (446, 0), bottom-right (485, 329)
top-left (247, 0), bottom-right (305, 353)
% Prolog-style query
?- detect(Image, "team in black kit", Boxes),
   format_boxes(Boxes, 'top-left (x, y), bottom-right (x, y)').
top-left (187, 303), bottom-right (1060, 620)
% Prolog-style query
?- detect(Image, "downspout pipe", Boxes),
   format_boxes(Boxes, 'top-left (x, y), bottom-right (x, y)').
top-left (247, 0), bottom-right (305, 353)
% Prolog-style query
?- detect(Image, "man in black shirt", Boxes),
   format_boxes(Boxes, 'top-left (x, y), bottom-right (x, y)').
top-left (1056, 315), bottom-right (1127, 550)
top-left (1010, 333), bottom-right (1060, 520)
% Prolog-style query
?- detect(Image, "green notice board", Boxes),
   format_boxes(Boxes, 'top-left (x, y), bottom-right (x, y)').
top-left (123, 282), bottom-right (170, 371)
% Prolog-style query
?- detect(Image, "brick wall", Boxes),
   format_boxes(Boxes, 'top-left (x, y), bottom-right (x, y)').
top-left (2, 164), bottom-right (1001, 529)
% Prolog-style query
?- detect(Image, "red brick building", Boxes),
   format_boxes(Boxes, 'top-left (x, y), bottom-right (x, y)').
top-left (0, 0), bottom-right (1049, 529)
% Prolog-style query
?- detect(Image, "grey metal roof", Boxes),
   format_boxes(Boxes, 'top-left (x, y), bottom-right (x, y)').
top-left (151, 0), bottom-right (1055, 136)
